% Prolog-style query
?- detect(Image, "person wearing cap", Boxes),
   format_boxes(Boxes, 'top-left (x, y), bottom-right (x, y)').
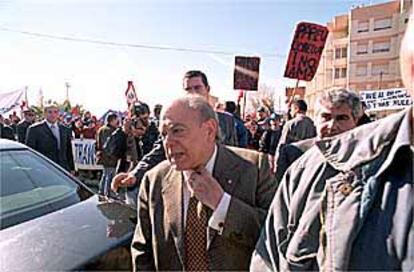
top-left (16, 108), bottom-right (36, 143)
top-left (26, 103), bottom-right (75, 173)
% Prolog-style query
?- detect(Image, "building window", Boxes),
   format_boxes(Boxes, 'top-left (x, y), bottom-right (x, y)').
top-left (372, 63), bottom-right (389, 76)
top-left (341, 67), bottom-right (347, 78)
top-left (372, 41), bottom-right (390, 53)
top-left (374, 18), bottom-right (392, 31)
top-left (334, 68), bottom-right (347, 79)
top-left (341, 47), bottom-right (347, 58)
top-left (334, 68), bottom-right (340, 79)
top-left (357, 21), bottom-right (369, 33)
top-left (356, 65), bottom-right (367, 77)
top-left (335, 47), bottom-right (348, 59)
top-left (357, 43), bottom-right (368, 55)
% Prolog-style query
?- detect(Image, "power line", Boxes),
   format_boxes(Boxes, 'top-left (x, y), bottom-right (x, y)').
top-left (0, 26), bottom-right (286, 58)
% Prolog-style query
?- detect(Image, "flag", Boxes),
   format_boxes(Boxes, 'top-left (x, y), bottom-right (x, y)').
top-left (0, 89), bottom-right (25, 115)
top-left (125, 81), bottom-right (138, 106)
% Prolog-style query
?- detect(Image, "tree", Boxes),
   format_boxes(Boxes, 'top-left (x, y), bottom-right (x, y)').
top-left (247, 83), bottom-right (277, 113)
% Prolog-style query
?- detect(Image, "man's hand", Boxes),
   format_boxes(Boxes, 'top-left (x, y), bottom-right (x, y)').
top-left (111, 172), bottom-right (137, 192)
top-left (187, 169), bottom-right (224, 210)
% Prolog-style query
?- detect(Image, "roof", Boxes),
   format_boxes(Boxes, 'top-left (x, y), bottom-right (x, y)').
top-left (0, 139), bottom-right (28, 150)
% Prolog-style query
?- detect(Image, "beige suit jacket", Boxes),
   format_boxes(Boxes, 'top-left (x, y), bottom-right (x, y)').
top-left (131, 144), bottom-right (277, 271)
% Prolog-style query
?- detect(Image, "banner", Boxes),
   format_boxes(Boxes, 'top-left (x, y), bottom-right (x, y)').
top-left (0, 89), bottom-right (24, 115)
top-left (284, 22), bottom-right (329, 81)
top-left (233, 56), bottom-right (260, 91)
top-left (71, 139), bottom-right (103, 171)
top-left (360, 88), bottom-right (412, 112)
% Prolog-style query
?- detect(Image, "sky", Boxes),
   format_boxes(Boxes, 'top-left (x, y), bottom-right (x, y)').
top-left (0, 0), bottom-right (389, 117)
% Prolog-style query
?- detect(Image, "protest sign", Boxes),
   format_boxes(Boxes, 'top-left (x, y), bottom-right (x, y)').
top-left (71, 139), bottom-right (103, 171)
top-left (360, 88), bottom-right (412, 111)
top-left (284, 22), bottom-right (329, 81)
top-left (233, 56), bottom-right (260, 91)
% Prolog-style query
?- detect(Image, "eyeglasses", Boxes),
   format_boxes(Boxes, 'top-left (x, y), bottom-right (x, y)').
top-left (47, 109), bottom-right (59, 114)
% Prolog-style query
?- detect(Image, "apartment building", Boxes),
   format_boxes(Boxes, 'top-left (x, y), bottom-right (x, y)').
top-left (305, 0), bottom-right (412, 119)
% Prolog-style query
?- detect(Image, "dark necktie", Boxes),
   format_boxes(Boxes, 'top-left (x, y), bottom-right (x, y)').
top-left (185, 196), bottom-right (208, 271)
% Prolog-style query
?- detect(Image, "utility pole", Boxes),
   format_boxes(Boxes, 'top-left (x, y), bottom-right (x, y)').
top-left (65, 82), bottom-right (71, 102)
top-left (378, 71), bottom-right (383, 89)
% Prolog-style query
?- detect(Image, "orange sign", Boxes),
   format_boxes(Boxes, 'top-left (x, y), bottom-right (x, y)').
top-left (284, 22), bottom-right (329, 81)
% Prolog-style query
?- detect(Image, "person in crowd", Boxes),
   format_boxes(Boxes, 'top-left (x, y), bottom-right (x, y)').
top-left (251, 13), bottom-right (414, 271)
top-left (277, 99), bottom-right (316, 146)
top-left (245, 120), bottom-right (261, 150)
top-left (274, 88), bottom-right (363, 182)
top-left (96, 112), bottom-right (119, 198)
top-left (103, 106), bottom-right (148, 205)
top-left (82, 119), bottom-right (97, 139)
top-left (152, 104), bottom-right (162, 128)
top-left (225, 101), bottom-right (248, 148)
top-left (259, 113), bottom-right (282, 171)
top-left (26, 103), bottom-right (74, 173)
top-left (9, 112), bottom-right (20, 136)
top-left (16, 109), bottom-right (36, 143)
top-left (131, 96), bottom-right (276, 271)
top-left (111, 70), bottom-right (239, 201)
top-left (135, 102), bottom-right (159, 156)
top-left (357, 101), bottom-right (372, 125)
top-left (71, 117), bottom-right (84, 138)
top-left (0, 114), bottom-right (15, 140)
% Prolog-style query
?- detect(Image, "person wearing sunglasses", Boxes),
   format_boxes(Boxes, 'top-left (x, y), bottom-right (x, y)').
top-left (16, 109), bottom-right (36, 143)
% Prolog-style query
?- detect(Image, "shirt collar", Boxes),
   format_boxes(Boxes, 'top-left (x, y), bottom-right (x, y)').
top-left (46, 121), bottom-right (58, 128)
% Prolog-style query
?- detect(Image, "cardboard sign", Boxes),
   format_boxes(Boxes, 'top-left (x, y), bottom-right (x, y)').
top-left (71, 139), bottom-right (103, 171)
top-left (360, 88), bottom-right (412, 112)
top-left (233, 56), bottom-right (260, 91)
top-left (284, 22), bottom-right (329, 81)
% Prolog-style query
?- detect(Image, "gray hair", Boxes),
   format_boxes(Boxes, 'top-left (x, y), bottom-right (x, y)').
top-left (163, 95), bottom-right (221, 141)
top-left (316, 88), bottom-right (362, 120)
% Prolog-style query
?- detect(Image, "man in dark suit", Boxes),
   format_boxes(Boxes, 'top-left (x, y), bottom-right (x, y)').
top-left (16, 109), bottom-right (35, 143)
top-left (131, 96), bottom-right (276, 271)
top-left (112, 70), bottom-right (239, 202)
top-left (26, 104), bottom-right (75, 172)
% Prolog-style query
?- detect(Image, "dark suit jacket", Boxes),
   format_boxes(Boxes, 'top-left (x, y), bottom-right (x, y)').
top-left (0, 123), bottom-right (15, 140)
top-left (16, 120), bottom-right (31, 143)
top-left (26, 121), bottom-right (74, 171)
top-left (217, 112), bottom-right (238, 146)
top-left (131, 145), bottom-right (276, 271)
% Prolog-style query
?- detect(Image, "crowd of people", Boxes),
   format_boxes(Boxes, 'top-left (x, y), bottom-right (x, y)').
top-left (0, 12), bottom-right (412, 271)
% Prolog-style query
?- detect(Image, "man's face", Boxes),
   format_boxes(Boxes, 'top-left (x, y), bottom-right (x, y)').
top-left (109, 118), bottom-right (119, 128)
top-left (257, 111), bottom-right (266, 120)
top-left (25, 112), bottom-right (35, 122)
top-left (45, 107), bottom-right (59, 123)
top-left (183, 76), bottom-right (210, 99)
top-left (138, 112), bottom-right (150, 126)
top-left (316, 103), bottom-right (358, 138)
top-left (160, 103), bottom-right (216, 171)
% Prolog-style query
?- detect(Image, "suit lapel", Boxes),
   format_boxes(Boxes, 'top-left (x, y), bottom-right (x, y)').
top-left (161, 168), bottom-right (185, 266)
top-left (42, 121), bottom-right (57, 144)
top-left (207, 145), bottom-right (241, 249)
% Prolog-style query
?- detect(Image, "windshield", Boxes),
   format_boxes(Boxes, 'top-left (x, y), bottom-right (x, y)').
top-left (0, 149), bottom-right (93, 229)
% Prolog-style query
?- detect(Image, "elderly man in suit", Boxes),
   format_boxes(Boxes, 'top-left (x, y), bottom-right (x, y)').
top-left (131, 96), bottom-right (276, 271)
top-left (26, 103), bottom-right (74, 173)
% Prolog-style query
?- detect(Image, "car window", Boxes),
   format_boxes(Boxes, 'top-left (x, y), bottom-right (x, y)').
top-left (0, 149), bottom-right (93, 229)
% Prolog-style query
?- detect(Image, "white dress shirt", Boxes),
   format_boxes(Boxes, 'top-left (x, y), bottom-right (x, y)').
top-left (46, 121), bottom-right (60, 147)
top-left (183, 145), bottom-right (231, 235)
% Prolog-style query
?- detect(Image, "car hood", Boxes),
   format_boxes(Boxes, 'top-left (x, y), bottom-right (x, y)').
top-left (0, 196), bottom-right (136, 271)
